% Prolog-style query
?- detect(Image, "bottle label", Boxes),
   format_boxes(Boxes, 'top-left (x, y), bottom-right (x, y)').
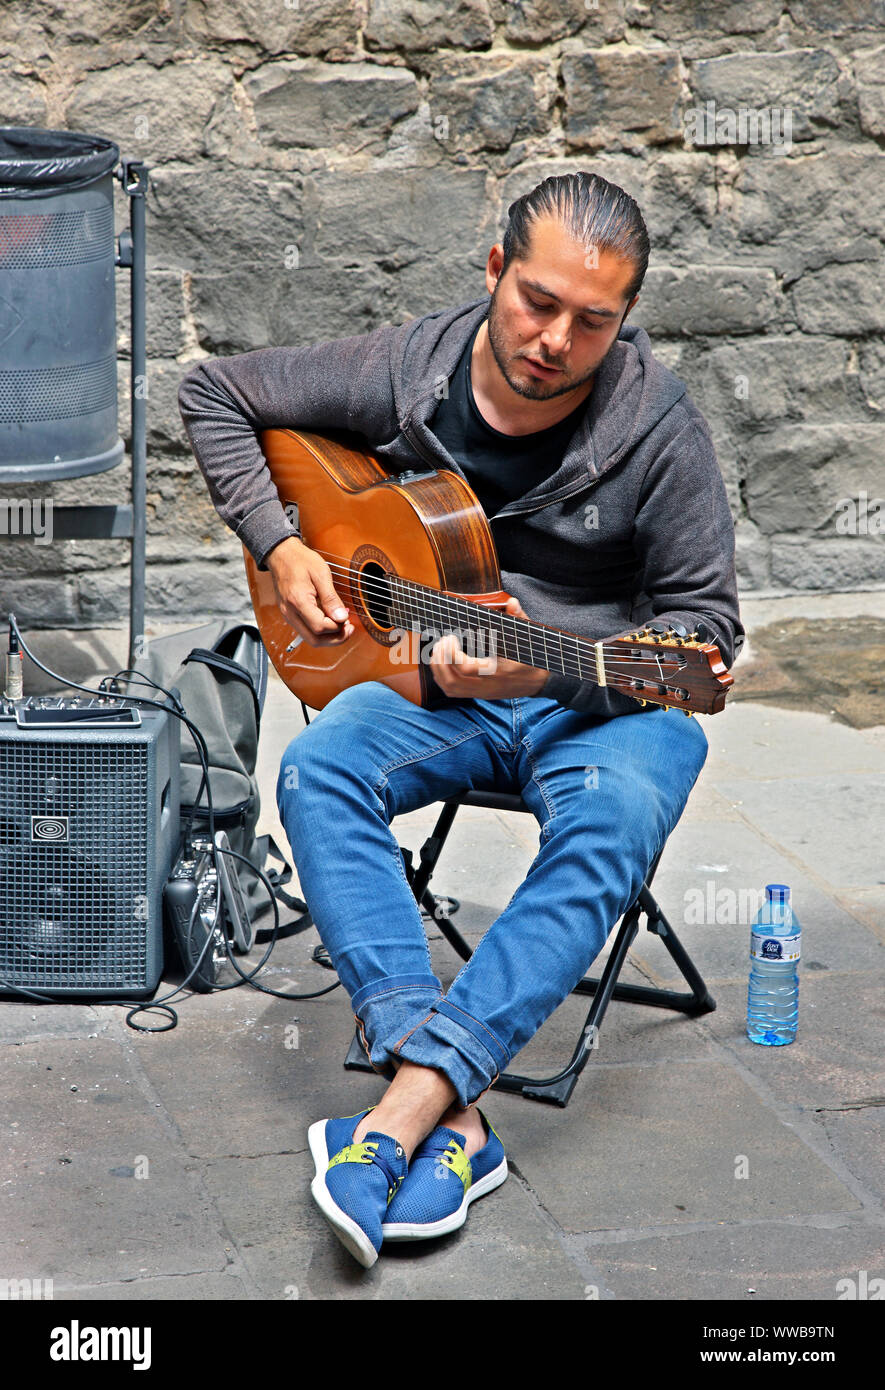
top-left (751, 931), bottom-right (801, 963)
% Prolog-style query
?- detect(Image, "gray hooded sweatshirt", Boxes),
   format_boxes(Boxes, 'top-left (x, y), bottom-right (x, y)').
top-left (178, 294), bottom-right (743, 719)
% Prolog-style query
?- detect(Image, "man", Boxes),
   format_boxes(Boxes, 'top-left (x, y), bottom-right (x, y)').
top-left (179, 171), bottom-right (743, 1269)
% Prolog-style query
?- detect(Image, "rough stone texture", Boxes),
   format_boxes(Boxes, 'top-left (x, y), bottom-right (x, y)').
top-left (855, 45), bottom-right (885, 135)
top-left (649, 0), bottom-right (783, 41)
top-left (306, 166), bottom-right (491, 273)
top-left (729, 148), bottom-right (885, 282)
top-left (0, 0), bottom-right (161, 51)
top-left (770, 536), bottom-right (885, 590)
top-left (745, 425), bottom-right (884, 535)
top-left (243, 59), bottom-right (421, 154)
top-left (562, 46), bottom-right (683, 149)
top-left (858, 339), bottom-right (885, 409)
top-left (183, 0), bottom-right (362, 59)
top-left (787, 0), bottom-right (885, 34)
top-left (0, 64), bottom-right (48, 125)
top-left (792, 258), bottom-right (885, 335)
top-left (147, 167), bottom-right (306, 272)
top-left (364, 0), bottom-right (495, 53)
top-left (64, 58), bottom-right (232, 163)
top-left (631, 266), bottom-right (781, 337)
top-left (688, 49), bottom-right (845, 143)
top-left (2, 3), bottom-right (885, 628)
top-left (115, 269), bottom-right (189, 360)
top-left (189, 265), bottom-right (398, 356)
top-left (503, 0), bottom-right (627, 46)
top-left (426, 54), bottom-right (555, 154)
top-left (690, 337), bottom-right (864, 427)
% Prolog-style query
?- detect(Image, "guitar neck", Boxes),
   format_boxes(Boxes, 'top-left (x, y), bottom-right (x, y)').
top-left (391, 578), bottom-right (605, 685)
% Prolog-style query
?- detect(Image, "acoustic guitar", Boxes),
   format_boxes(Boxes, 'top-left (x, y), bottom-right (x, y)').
top-left (243, 428), bottom-right (734, 716)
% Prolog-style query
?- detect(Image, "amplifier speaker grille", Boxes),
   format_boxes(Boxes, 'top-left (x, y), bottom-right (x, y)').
top-left (0, 709), bottom-right (179, 996)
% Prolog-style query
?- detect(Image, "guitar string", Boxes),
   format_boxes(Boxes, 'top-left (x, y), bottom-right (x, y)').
top-left (318, 556), bottom-right (697, 686)
top-left (287, 559), bottom-right (676, 686)
top-left (267, 546), bottom-right (706, 691)
top-left (303, 546), bottom-right (671, 659)
top-left (283, 551), bottom-right (695, 685)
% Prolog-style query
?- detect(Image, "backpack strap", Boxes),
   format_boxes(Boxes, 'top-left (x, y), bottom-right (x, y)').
top-left (182, 648), bottom-right (261, 731)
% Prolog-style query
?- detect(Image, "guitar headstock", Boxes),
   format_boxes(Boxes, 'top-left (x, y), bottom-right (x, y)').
top-left (604, 623), bottom-right (733, 715)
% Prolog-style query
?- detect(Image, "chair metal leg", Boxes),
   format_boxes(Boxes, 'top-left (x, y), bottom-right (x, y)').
top-left (342, 798), bottom-right (717, 1107)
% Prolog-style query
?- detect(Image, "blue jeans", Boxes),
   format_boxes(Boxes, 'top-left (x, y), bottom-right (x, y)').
top-left (276, 682), bottom-right (708, 1108)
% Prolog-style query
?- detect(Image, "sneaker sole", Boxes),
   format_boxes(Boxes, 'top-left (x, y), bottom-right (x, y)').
top-left (308, 1119), bottom-right (380, 1269)
top-left (381, 1156), bottom-right (508, 1241)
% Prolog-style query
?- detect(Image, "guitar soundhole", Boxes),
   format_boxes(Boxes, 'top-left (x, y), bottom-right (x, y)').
top-left (350, 544), bottom-right (406, 648)
top-left (359, 561), bottom-right (393, 628)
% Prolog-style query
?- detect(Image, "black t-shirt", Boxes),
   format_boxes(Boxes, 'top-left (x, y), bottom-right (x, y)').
top-left (430, 318), bottom-right (589, 517)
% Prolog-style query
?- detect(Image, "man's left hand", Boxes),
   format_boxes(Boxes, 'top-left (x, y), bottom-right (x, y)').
top-left (428, 595), bottom-right (549, 700)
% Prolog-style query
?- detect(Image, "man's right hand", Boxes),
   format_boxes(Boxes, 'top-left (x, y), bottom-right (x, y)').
top-left (265, 536), bottom-right (355, 646)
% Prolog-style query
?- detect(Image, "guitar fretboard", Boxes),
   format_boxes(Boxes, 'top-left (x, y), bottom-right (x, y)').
top-left (390, 577), bottom-right (599, 683)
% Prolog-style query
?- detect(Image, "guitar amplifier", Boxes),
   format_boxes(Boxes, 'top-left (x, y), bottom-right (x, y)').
top-left (0, 695), bottom-right (180, 997)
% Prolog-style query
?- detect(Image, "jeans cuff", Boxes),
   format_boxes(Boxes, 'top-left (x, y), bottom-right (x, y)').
top-left (390, 999), bottom-right (511, 1109)
top-left (352, 974), bottom-right (443, 1070)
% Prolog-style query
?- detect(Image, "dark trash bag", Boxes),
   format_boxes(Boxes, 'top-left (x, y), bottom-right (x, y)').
top-left (126, 620), bottom-right (302, 926)
top-left (0, 126), bottom-right (120, 197)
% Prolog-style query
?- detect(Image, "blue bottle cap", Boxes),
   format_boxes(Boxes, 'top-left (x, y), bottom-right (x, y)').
top-left (765, 883), bottom-right (791, 900)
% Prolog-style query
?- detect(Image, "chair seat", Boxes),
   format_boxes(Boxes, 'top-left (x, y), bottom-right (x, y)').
top-left (453, 789), bottom-right (528, 812)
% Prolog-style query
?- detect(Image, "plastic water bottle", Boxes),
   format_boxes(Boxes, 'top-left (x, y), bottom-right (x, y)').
top-left (746, 884), bottom-right (800, 1046)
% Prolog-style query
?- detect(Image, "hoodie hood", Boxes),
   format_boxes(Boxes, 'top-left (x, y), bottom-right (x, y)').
top-left (392, 295), bottom-right (688, 499)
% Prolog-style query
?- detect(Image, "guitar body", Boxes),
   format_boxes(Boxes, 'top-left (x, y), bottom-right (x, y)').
top-left (244, 428), bottom-right (511, 710)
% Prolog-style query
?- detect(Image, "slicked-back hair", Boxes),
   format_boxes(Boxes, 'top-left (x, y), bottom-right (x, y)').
top-left (500, 172), bottom-right (650, 302)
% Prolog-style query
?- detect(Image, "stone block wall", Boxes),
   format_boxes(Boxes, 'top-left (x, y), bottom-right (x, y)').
top-left (1, 0), bottom-right (884, 628)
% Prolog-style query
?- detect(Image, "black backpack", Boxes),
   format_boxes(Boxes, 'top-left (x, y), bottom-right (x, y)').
top-left (131, 620), bottom-right (303, 925)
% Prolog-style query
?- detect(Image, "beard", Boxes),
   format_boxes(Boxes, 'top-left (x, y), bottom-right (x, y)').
top-left (485, 279), bottom-right (617, 401)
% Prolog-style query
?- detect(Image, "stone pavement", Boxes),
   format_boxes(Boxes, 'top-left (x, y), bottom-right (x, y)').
top-left (1, 593), bottom-right (883, 1302)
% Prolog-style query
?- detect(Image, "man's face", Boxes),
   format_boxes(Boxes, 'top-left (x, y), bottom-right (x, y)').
top-left (484, 214), bottom-right (639, 402)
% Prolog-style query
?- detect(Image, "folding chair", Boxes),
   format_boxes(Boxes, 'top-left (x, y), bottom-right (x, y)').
top-left (342, 787), bottom-right (717, 1107)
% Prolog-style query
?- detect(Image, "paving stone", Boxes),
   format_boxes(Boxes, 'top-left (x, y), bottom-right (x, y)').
top-left (244, 59), bottom-right (420, 153)
top-left (363, 0), bottom-right (494, 53)
top-left (503, 0), bottom-right (626, 45)
top-left (713, 775), bottom-right (885, 891)
top-left (500, 1059), bottom-right (862, 1234)
top-left (0, 1039), bottom-right (228, 1286)
top-left (55, 1271), bottom-right (254, 1299)
top-left (701, 974), bottom-right (885, 1114)
top-left (701, 702), bottom-right (885, 779)
top-left (201, 1145), bottom-right (585, 1297)
top-left (126, 996), bottom-right (387, 1160)
top-left (856, 46), bottom-right (885, 138)
top-left (575, 1220), bottom-right (885, 1301)
top-left (688, 49), bottom-right (843, 144)
top-left (812, 1106), bottom-right (885, 1206)
top-left (0, 1004), bottom-right (109, 1045)
top-left (632, 265), bottom-right (780, 337)
top-left (634, 819), bottom-right (884, 984)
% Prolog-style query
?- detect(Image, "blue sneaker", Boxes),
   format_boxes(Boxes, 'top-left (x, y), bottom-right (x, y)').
top-left (381, 1109), bottom-right (507, 1241)
top-left (308, 1108), bottom-right (408, 1268)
